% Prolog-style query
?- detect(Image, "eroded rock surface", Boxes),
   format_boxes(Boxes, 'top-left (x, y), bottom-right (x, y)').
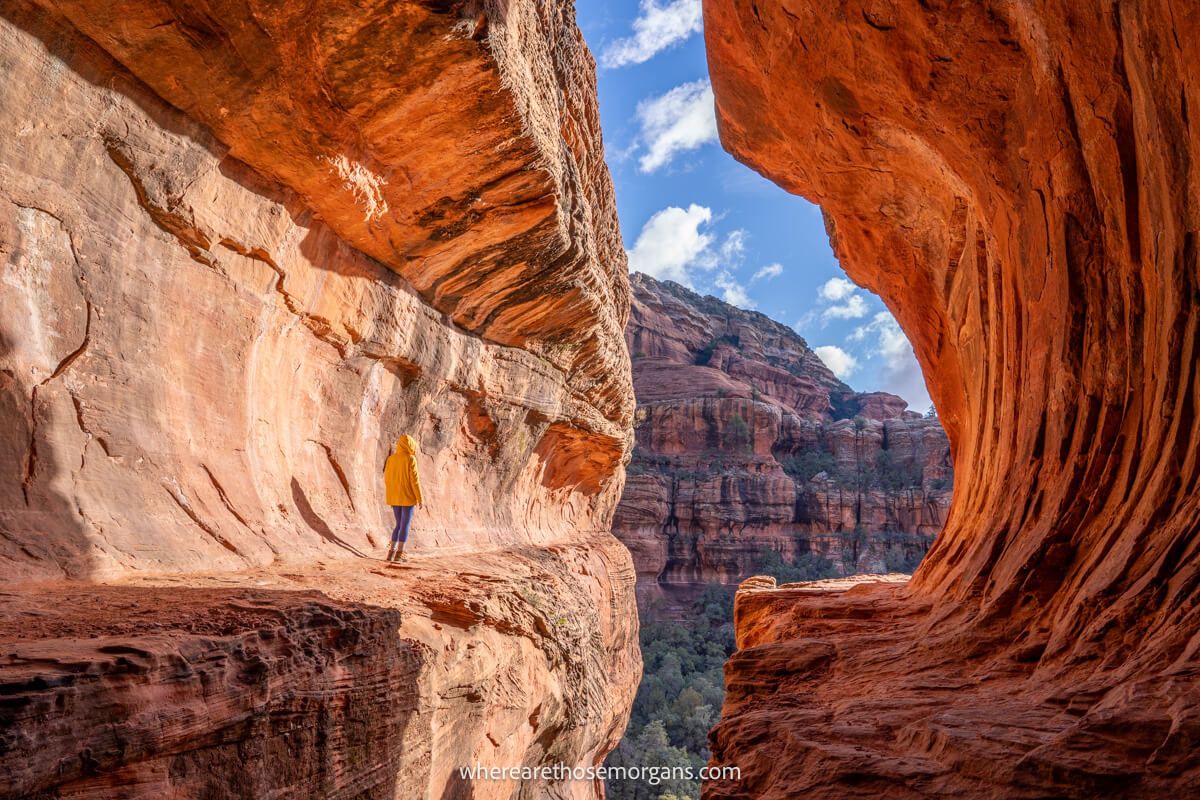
top-left (703, 0), bottom-right (1200, 796)
top-left (0, 540), bottom-right (638, 800)
top-left (0, 1), bottom-right (637, 797)
top-left (616, 274), bottom-right (950, 606)
top-left (0, 0), bottom-right (631, 580)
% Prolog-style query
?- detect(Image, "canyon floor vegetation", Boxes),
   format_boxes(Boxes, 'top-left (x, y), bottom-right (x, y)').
top-left (606, 540), bottom-right (929, 800)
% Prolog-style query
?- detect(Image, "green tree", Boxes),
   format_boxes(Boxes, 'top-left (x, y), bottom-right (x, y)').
top-left (605, 586), bottom-right (737, 800)
top-left (667, 688), bottom-right (715, 753)
top-left (727, 413), bottom-right (752, 451)
top-left (607, 721), bottom-right (700, 800)
top-left (754, 547), bottom-right (838, 583)
top-left (657, 652), bottom-right (685, 699)
top-left (874, 450), bottom-right (910, 492)
top-left (780, 447), bottom-right (837, 482)
top-left (885, 543), bottom-right (927, 573)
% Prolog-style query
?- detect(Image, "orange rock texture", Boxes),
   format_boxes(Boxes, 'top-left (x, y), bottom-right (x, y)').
top-left (704, 0), bottom-right (1200, 796)
top-left (0, 545), bottom-right (638, 800)
top-left (617, 274), bottom-right (950, 607)
top-left (0, 0), bottom-right (636, 796)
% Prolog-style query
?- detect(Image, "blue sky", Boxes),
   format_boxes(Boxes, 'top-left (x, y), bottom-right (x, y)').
top-left (575, 0), bottom-right (932, 413)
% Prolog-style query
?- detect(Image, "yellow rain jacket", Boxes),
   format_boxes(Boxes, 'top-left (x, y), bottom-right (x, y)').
top-left (384, 435), bottom-right (423, 506)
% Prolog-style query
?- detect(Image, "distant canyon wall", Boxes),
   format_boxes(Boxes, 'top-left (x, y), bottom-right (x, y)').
top-left (704, 0), bottom-right (1200, 796)
top-left (614, 273), bottom-right (951, 605)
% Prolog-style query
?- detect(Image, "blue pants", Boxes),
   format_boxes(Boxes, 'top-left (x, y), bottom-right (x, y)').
top-left (391, 505), bottom-right (414, 543)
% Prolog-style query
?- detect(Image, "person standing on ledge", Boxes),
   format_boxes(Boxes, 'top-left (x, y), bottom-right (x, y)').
top-left (383, 435), bottom-right (423, 562)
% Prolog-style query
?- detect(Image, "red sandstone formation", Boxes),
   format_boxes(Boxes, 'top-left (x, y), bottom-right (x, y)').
top-left (0, 543), bottom-right (637, 799)
top-left (703, 0), bottom-right (1200, 796)
top-left (616, 274), bottom-right (950, 605)
top-left (0, 1), bottom-right (637, 797)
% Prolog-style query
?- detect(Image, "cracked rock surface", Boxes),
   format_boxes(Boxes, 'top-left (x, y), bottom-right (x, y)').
top-left (0, 538), bottom-right (638, 800)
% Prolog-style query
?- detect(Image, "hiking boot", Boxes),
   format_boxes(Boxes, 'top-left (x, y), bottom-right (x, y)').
top-left (391, 541), bottom-right (406, 562)
top-left (385, 542), bottom-right (398, 562)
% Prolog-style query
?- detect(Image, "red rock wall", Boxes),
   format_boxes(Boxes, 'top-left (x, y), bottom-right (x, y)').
top-left (0, 0), bottom-right (631, 578)
top-left (0, 1), bottom-right (639, 797)
top-left (0, 544), bottom-right (639, 800)
top-left (703, 0), bottom-right (1200, 796)
top-left (616, 274), bottom-right (951, 605)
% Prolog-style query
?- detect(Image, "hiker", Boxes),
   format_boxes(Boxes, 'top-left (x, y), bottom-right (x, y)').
top-left (383, 435), bottom-right (423, 562)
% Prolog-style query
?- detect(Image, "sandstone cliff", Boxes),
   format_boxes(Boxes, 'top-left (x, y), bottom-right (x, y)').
top-left (703, 0), bottom-right (1200, 796)
top-left (616, 273), bottom-right (951, 605)
top-left (0, 1), bottom-right (637, 797)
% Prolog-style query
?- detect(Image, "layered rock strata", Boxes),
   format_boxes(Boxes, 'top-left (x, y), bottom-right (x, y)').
top-left (703, 0), bottom-right (1200, 796)
top-left (0, 540), bottom-right (638, 800)
top-left (616, 274), bottom-right (950, 605)
top-left (0, 1), bottom-right (637, 796)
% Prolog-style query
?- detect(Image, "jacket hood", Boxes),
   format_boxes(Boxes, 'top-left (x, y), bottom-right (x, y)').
top-left (396, 435), bottom-right (418, 454)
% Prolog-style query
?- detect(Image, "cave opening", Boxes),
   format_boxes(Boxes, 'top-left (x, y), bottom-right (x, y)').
top-left (576, 4), bottom-right (957, 797)
top-left (5, 0), bottom-right (1194, 796)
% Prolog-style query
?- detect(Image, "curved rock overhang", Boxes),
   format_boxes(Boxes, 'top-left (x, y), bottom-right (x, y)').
top-left (31, 0), bottom-right (632, 427)
top-left (703, 0), bottom-right (1198, 795)
top-left (0, 2), bottom-right (640, 796)
top-left (1, 0), bottom-right (634, 579)
top-left (707, 0), bottom-right (1198, 669)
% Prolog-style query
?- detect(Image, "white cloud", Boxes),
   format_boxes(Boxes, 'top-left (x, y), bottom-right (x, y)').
top-left (821, 294), bottom-right (870, 320)
top-left (626, 204), bottom-right (752, 297)
top-left (851, 311), bottom-right (932, 411)
top-left (636, 80), bottom-right (718, 173)
top-left (626, 204), bottom-right (715, 284)
top-left (818, 277), bottom-right (857, 302)
top-left (793, 311), bottom-right (816, 332)
top-left (601, 0), bottom-right (703, 68)
top-left (715, 271), bottom-right (754, 309)
top-left (718, 229), bottom-right (746, 262)
top-left (813, 276), bottom-right (869, 320)
top-left (849, 312), bottom-right (905, 353)
top-left (752, 263), bottom-right (783, 283)
top-left (814, 345), bottom-right (859, 380)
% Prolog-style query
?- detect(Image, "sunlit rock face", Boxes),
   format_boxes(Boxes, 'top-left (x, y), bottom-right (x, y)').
top-left (1, 0), bottom-right (632, 578)
top-left (615, 273), bottom-right (951, 607)
top-left (0, 1), bottom-right (637, 797)
top-left (703, 0), bottom-right (1200, 796)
